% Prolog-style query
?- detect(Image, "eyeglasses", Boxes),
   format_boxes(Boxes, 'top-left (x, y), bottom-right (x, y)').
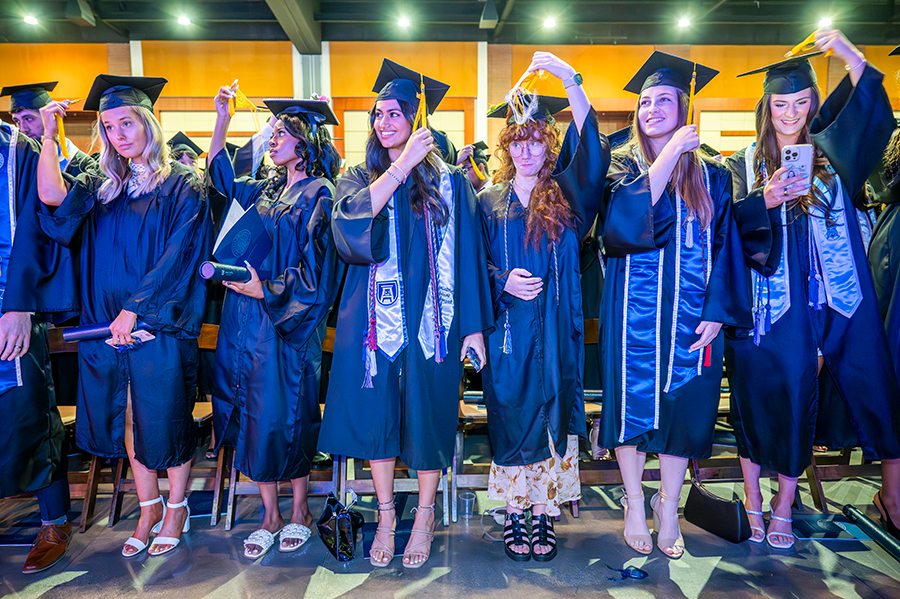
top-left (508, 140), bottom-right (545, 156)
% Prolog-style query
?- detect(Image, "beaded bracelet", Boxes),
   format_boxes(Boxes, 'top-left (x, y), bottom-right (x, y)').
top-left (385, 167), bottom-right (403, 185)
top-left (388, 162), bottom-right (407, 183)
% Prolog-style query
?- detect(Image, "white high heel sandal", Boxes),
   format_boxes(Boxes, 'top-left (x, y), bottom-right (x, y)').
top-left (148, 497), bottom-right (191, 557)
top-left (122, 496), bottom-right (166, 557)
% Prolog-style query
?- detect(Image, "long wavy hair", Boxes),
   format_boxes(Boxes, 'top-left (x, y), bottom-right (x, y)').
top-left (93, 105), bottom-right (171, 203)
top-left (493, 116), bottom-right (574, 248)
top-left (366, 99), bottom-right (448, 226)
top-left (883, 128), bottom-right (900, 187)
top-left (752, 86), bottom-right (835, 216)
top-left (262, 112), bottom-right (341, 201)
top-left (614, 89), bottom-right (714, 227)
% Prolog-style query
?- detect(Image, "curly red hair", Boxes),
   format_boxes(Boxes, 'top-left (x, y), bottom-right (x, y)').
top-left (494, 118), bottom-right (574, 248)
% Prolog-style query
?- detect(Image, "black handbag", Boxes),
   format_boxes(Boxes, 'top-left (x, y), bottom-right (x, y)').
top-left (683, 478), bottom-right (752, 544)
top-left (316, 492), bottom-right (365, 561)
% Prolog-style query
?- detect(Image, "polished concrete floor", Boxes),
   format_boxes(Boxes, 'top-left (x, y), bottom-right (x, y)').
top-left (2, 452), bottom-right (900, 599)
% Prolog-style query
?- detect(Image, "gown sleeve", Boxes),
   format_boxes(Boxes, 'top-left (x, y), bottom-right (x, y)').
top-left (454, 169), bottom-right (495, 339)
top-left (477, 186), bottom-right (514, 319)
top-left (552, 108), bottom-right (612, 241)
top-left (206, 149), bottom-right (266, 209)
top-left (700, 162), bottom-right (754, 328)
top-left (724, 148), bottom-right (782, 276)
top-left (122, 172), bottom-right (212, 336)
top-left (332, 165), bottom-right (390, 265)
top-left (599, 156), bottom-right (676, 257)
top-left (36, 172), bottom-right (98, 248)
top-left (262, 182), bottom-right (343, 349)
top-left (810, 63), bottom-right (896, 198)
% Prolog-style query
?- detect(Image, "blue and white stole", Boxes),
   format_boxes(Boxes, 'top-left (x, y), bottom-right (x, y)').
top-left (363, 163), bottom-right (456, 386)
top-left (618, 149), bottom-right (713, 443)
top-left (0, 123), bottom-right (24, 394)
top-left (748, 143), bottom-right (864, 344)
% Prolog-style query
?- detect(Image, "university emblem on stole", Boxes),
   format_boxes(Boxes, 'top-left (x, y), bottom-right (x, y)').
top-left (376, 281), bottom-right (399, 306)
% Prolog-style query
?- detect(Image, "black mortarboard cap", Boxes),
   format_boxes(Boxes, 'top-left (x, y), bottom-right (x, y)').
top-left (624, 51), bottom-right (718, 95)
top-left (263, 99), bottom-right (340, 126)
top-left (472, 141), bottom-right (490, 165)
top-left (167, 132), bottom-right (203, 156)
top-left (607, 126), bottom-right (632, 150)
top-left (736, 53), bottom-right (822, 95)
top-left (487, 95), bottom-right (570, 123)
top-left (83, 74), bottom-right (167, 113)
top-left (372, 59), bottom-right (449, 115)
top-left (699, 143), bottom-right (720, 158)
top-left (890, 45), bottom-right (900, 56)
top-left (1, 81), bottom-right (57, 112)
top-left (225, 142), bottom-right (240, 154)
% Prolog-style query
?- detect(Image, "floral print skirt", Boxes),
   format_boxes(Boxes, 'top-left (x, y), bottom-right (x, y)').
top-left (487, 433), bottom-right (581, 517)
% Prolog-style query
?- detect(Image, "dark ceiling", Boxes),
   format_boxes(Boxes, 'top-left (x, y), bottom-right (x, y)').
top-left (2, 1), bottom-right (899, 52)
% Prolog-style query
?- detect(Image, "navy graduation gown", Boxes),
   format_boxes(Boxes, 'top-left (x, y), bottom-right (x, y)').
top-left (479, 110), bottom-right (610, 467)
top-left (0, 124), bottom-right (66, 497)
top-left (319, 162), bottom-right (493, 471)
top-left (870, 171), bottom-right (900, 377)
top-left (725, 64), bottom-right (900, 477)
top-left (597, 154), bottom-right (751, 458)
top-left (37, 161), bottom-right (211, 470)
top-left (208, 152), bottom-right (342, 482)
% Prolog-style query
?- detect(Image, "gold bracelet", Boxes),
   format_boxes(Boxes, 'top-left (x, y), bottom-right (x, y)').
top-left (845, 59), bottom-right (865, 72)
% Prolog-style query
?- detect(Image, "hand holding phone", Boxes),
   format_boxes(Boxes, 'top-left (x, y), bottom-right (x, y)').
top-left (780, 144), bottom-right (814, 190)
top-left (466, 347), bottom-right (483, 372)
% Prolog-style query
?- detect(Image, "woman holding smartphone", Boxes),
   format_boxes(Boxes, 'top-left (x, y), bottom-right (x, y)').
top-left (725, 29), bottom-right (900, 548)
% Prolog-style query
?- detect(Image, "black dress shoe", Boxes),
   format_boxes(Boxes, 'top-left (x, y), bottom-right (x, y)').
top-left (23, 521), bottom-right (71, 574)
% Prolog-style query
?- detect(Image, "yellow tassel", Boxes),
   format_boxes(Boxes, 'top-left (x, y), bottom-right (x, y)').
top-left (56, 114), bottom-right (69, 160)
top-left (786, 32), bottom-right (832, 58)
top-left (468, 155), bottom-right (486, 180)
top-left (687, 63), bottom-right (697, 126)
top-left (413, 74), bottom-right (427, 131)
top-left (229, 88), bottom-right (260, 132)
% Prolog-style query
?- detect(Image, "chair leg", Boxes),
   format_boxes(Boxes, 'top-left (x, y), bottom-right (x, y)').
top-left (451, 439), bottom-right (460, 523)
top-left (806, 454), bottom-right (828, 514)
top-left (79, 455), bottom-right (101, 533)
top-left (338, 455), bottom-right (348, 506)
top-left (210, 446), bottom-right (228, 527)
top-left (442, 467), bottom-right (450, 527)
top-left (225, 450), bottom-right (238, 531)
top-left (570, 499), bottom-right (579, 518)
top-left (107, 458), bottom-right (126, 528)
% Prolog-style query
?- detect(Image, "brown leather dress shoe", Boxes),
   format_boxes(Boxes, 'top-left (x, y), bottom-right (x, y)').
top-left (23, 521), bottom-right (71, 574)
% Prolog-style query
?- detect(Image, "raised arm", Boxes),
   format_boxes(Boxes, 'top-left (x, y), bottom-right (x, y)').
top-left (209, 81), bottom-right (237, 164)
top-left (36, 101), bottom-right (69, 206)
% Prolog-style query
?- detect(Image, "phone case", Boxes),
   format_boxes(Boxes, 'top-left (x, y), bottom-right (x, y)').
top-left (781, 144), bottom-right (814, 188)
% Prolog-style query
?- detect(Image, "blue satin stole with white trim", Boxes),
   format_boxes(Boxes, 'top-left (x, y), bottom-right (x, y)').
top-left (0, 125), bottom-right (22, 394)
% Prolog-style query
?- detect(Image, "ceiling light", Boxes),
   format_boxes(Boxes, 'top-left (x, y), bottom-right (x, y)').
top-left (398, 17), bottom-right (410, 27)
top-left (24, 15), bottom-right (38, 25)
top-left (178, 15), bottom-right (191, 25)
top-left (544, 17), bottom-right (556, 28)
top-left (818, 17), bottom-right (832, 27)
top-left (678, 17), bottom-right (690, 28)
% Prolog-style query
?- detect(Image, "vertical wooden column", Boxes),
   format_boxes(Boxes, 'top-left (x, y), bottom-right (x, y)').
top-left (487, 43), bottom-right (512, 171)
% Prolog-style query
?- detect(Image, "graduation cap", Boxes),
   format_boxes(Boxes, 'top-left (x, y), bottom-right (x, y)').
top-left (607, 126), bottom-right (632, 150)
top-left (736, 53), bottom-right (822, 95)
top-left (699, 143), bottom-right (721, 158)
top-left (487, 96), bottom-right (569, 123)
top-left (167, 132), bottom-right (203, 156)
top-left (890, 45), bottom-right (900, 56)
top-left (471, 141), bottom-right (490, 165)
top-left (263, 99), bottom-right (340, 127)
top-left (0, 81), bottom-right (57, 112)
top-left (624, 51), bottom-right (718, 95)
top-left (372, 59), bottom-right (449, 115)
top-left (83, 74), bottom-right (167, 113)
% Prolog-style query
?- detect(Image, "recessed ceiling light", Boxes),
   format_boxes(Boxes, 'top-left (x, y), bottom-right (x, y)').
top-left (398, 17), bottom-right (410, 27)
top-left (178, 15), bottom-right (191, 26)
top-left (24, 15), bottom-right (38, 25)
top-left (544, 17), bottom-right (556, 28)
top-left (818, 17), bottom-right (832, 27)
top-left (678, 17), bottom-right (690, 28)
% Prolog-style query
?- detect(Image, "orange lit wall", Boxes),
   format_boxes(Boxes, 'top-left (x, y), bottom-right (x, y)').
top-left (141, 41), bottom-right (294, 98)
top-left (0, 43), bottom-right (109, 108)
top-left (329, 42), bottom-right (478, 97)
top-left (866, 46), bottom-right (900, 105)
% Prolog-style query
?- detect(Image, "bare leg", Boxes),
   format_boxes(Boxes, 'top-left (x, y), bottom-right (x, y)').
top-left (767, 475), bottom-right (798, 547)
top-left (122, 387), bottom-right (163, 556)
top-left (149, 459), bottom-right (192, 553)
top-left (740, 457), bottom-right (765, 542)
top-left (655, 454), bottom-right (687, 558)
top-left (615, 446), bottom-right (652, 553)
top-left (243, 482), bottom-right (285, 556)
top-left (279, 476), bottom-right (313, 550)
top-left (879, 459), bottom-right (900, 527)
top-left (403, 470), bottom-right (438, 566)
top-left (369, 458), bottom-right (397, 565)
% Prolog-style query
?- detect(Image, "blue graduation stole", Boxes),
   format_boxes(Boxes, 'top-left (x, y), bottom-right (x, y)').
top-left (0, 124), bottom-right (23, 394)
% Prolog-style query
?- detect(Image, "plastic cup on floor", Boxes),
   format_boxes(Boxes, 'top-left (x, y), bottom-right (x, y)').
top-left (459, 491), bottom-right (477, 519)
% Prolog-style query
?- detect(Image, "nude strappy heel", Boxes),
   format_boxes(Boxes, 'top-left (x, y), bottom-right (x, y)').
top-left (651, 490), bottom-right (685, 559)
top-left (369, 499), bottom-right (397, 567)
top-left (621, 492), bottom-right (652, 555)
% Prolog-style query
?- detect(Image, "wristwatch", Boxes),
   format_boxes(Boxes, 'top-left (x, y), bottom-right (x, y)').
top-left (563, 72), bottom-right (583, 89)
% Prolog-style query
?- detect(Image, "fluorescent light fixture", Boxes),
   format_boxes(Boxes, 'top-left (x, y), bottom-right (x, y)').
top-left (398, 17), bottom-right (410, 27)
top-left (818, 17), bottom-right (832, 27)
top-left (24, 15), bottom-right (38, 25)
top-left (544, 17), bottom-right (556, 28)
top-left (678, 17), bottom-right (690, 27)
top-left (178, 15), bottom-right (191, 25)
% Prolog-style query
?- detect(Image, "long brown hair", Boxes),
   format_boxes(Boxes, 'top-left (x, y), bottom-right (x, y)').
top-left (752, 86), bottom-right (835, 216)
top-left (614, 90), bottom-right (713, 227)
top-left (365, 99), bottom-right (448, 226)
top-left (493, 117), bottom-right (574, 248)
